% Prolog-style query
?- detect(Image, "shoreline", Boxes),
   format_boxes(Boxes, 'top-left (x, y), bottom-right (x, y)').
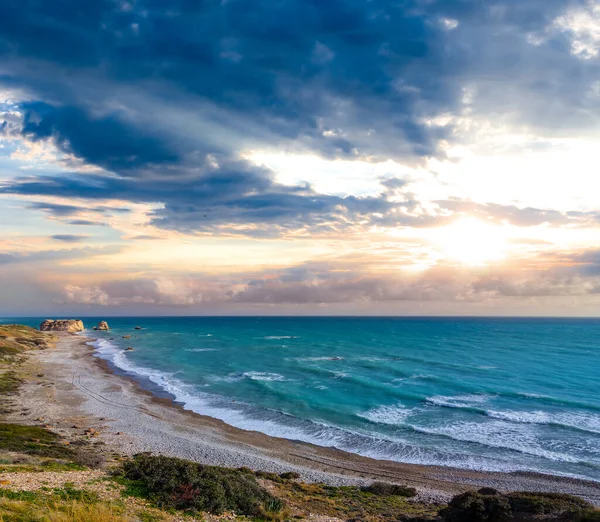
top-left (8, 331), bottom-right (600, 505)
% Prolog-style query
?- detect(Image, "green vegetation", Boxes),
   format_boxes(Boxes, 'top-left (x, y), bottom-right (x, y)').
top-left (0, 373), bottom-right (21, 397)
top-left (440, 488), bottom-right (599, 522)
top-left (0, 449), bottom-right (597, 522)
top-left (0, 423), bottom-right (106, 472)
top-left (362, 481), bottom-right (418, 498)
top-left (0, 424), bottom-right (75, 460)
top-left (272, 480), bottom-right (435, 521)
top-left (0, 325), bottom-right (56, 357)
top-left (0, 488), bottom-right (132, 521)
top-left (119, 453), bottom-right (280, 517)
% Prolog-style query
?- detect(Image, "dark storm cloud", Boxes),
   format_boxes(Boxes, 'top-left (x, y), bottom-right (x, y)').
top-left (5, 165), bottom-right (402, 233)
top-left (1, 0), bottom-right (598, 234)
top-left (6, 173), bottom-right (599, 235)
top-left (28, 201), bottom-right (131, 218)
top-left (20, 102), bottom-right (179, 172)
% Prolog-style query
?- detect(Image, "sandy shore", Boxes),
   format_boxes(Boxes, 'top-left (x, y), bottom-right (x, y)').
top-left (8, 332), bottom-right (600, 505)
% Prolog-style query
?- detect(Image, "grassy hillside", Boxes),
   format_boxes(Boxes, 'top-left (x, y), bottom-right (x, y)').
top-left (0, 325), bottom-right (56, 357)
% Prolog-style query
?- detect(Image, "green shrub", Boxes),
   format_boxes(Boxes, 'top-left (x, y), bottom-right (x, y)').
top-left (507, 491), bottom-right (591, 516)
top-left (440, 491), bottom-right (511, 522)
top-left (120, 454), bottom-right (283, 516)
top-left (264, 498), bottom-right (285, 513)
top-left (362, 481), bottom-right (418, 498)
top-left (279, 471), bottom-right (301, 480)
top-left (440, 490), bottom-right (595, 522)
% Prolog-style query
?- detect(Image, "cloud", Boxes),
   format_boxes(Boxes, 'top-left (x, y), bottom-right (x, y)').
top-left (0, 0), bottom-right (596, 238)
top-left (28, 201), bottom-right (131, 218)
top-left (62, 285), bottom-right (110, 306)
top-left (45, 250), bottom-right (600, 309)
top-left (50, 234), bottom-right (89, 243)
top-left (0, 245), bottom-right (123, 265)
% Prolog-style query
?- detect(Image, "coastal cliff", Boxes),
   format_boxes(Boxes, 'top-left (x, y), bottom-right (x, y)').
top-left (39, 319), bottom-right (84, 333)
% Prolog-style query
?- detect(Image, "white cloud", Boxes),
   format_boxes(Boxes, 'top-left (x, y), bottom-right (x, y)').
top-left (62, 285), bottom-right (110, 306)
top-left (554, 1), bottom-right (600, 59)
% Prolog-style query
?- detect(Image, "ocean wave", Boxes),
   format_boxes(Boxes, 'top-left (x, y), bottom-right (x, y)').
top-left (486, 409), bottom-right (600, 435)
top-left (263, 336), bottom-right (299, 340)
top-left (409, 420), bottom-right (583, 463)
top-left (185, 348), bottom-right (219, 352)
top-left (242, 372), bottom-right (287, 382)
top-left (358, 404), bottom-right (412, 426)
top-left (292, 356), bottom-right (344, 362)
top-left (426, 394), bottom-right (490, 410)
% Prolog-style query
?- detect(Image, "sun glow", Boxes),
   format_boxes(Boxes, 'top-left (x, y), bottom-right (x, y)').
top-left (434, 218), bottom-right (509, 266)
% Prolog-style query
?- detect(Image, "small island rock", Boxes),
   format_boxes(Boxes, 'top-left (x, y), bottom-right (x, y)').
top-left (39, 319), bottom-right (84, 333)
top-left (97, 321), bottom-right (110, 331)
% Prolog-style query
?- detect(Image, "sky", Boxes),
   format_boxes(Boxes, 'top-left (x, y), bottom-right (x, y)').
top-left (1, 0), bottom-right (600, 317)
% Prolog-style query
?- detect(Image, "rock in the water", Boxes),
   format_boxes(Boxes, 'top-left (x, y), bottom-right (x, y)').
top-left (134, 326), bottom-right (142, 330)
top-left (39, 319), bottom-right (84, 333)
top-left (97, 321), bottom-right (110, 331)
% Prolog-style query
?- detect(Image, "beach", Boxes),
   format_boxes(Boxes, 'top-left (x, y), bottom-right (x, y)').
top-left (6, 331), bottom-right (600, 506)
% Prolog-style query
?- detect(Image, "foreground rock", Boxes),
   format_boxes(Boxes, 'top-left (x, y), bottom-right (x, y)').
top-left (39, 320), bottom-right (84, 333)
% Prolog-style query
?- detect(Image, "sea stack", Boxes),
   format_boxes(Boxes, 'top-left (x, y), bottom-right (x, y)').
top-left (39, 319), bottom-right (84, 333)
top-left (97, 321), bottom-right (110, 331)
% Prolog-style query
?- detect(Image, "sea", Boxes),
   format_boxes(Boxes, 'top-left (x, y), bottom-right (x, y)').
top-left (6, 316), bottom-right (600, 481)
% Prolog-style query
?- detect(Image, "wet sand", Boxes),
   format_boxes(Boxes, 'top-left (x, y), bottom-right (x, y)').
top-left (8, 332), bottom-right (600, 505)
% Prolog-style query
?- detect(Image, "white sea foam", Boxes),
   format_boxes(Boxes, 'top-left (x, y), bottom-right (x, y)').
top-left (410, 420), bottom-right (581, 463)
top-left (427, 394), bottom-right (490, 409)
top-left (292, 356), bottom-right (344, 362)
top-left (243, 372), bottom-right (287, 382)
top-left (486, 410), bottom-right (600, 434)
top-left (358, 404), bottom-right (412, 426)
top-left (184, 348), bottom-right (219, 352)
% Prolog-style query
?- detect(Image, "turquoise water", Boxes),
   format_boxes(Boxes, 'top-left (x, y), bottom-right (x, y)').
top-left (7, 317), bottom-right (600, 480)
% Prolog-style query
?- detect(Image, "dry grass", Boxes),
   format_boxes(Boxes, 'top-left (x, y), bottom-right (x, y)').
top-left (0, 498), bottom-right (131, 521)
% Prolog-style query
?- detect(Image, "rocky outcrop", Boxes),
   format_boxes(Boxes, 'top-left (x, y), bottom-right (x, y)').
top-left (39, 319), bottom-right (84, 333)
top-left (97, 321), bottom-right (110, 331)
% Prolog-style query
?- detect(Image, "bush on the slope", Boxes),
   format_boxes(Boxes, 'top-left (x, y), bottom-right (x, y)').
top-left (120, 453), bottom-right (283, 516)
top-left (440, 489), bottom-right (596, 522)
top-left (362, 481), bottom-right (418, 498)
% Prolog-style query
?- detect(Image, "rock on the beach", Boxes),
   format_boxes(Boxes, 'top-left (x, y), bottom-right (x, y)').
top-left (39, 319), bottom-right (84, 333)
top-left (97, 321), bottom-right (110, 331)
